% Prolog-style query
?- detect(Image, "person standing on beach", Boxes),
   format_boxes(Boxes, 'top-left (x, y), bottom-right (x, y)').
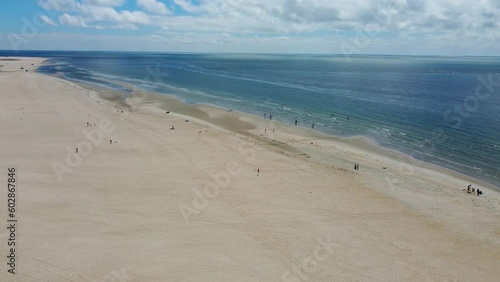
top-left (257, 168), bottom-right (260, 176)
top-left (312, 123), bottom-right (315, 129)
top-left (295, 120), bottom-right (298, 126)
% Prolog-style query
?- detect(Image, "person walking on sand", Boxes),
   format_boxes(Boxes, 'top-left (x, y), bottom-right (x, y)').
top-left (312, 123), bottom-right (315, 129)
top-left (75, 148), bottom-right (78, 153)
top-left (295, 120), bottom-right (298, 126)
top-left (257, 168), bottom-right (260, 176)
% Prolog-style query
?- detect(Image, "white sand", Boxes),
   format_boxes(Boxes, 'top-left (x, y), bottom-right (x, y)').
top-left (0, 57), bottom-right (499, 281)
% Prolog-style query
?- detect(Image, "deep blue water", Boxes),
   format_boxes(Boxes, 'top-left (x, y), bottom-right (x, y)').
top-left (2, 50), bottom-right (499, 188)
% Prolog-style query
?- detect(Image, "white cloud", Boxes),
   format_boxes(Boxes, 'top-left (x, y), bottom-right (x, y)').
top-left (39, 0), bottom-right (500, 34)
top-left (117, 10), bottom-right (151, 24)
top-left (171, 0), bottom-right (200, 13)
top-left (137, 0), bottom-right (170, 15)
top-left (35, 0), bottom-right (500, 55)
top-left (59, 13), bottom-right (86, 27)
top-left (82, 0), bottom-right (125, 6)
top-left (39, 15), bottom-right (58, 26)
top-left (40, 0), bottom-right (151, 28)
top-left (84, 6), bottom-right (151, 24)
top-left (38, 0), bottom-right (81, 12)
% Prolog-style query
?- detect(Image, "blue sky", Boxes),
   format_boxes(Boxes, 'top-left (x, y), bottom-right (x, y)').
top-left (0, 0), bottom-right (499, 55)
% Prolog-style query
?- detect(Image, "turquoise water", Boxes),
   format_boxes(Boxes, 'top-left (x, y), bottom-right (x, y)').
top-left (3, 51), bottom-right (499, 188)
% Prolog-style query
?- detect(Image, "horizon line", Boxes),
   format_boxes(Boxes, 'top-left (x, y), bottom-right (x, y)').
top-left (1, 49), bottom-right (500, 58)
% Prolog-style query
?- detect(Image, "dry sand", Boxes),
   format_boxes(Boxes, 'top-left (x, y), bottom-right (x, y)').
top-left (0, 57), bottom-right (499, 281)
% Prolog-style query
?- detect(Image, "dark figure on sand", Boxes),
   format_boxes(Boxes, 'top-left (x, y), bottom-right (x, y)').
top-left (468, 184), bottom-right (483, 196)
top-left (295, 120), bottom-right (298, 126)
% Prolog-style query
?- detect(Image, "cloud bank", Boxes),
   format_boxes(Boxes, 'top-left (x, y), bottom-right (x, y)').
top-left (14, 0), bottom-right (500, 54)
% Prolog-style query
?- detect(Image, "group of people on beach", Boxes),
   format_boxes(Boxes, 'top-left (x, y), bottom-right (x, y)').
top-left (354, 163), bottom-right (360, 170)
top-left (263, 113), bottom-right (273, 120)
top-left (261, 112), bottom-right (351, 129)
top-left (467, 184), bottom-right (483, 196)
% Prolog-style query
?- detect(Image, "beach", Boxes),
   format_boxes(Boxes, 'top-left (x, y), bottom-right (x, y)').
top-left (0, 57), bottom-right (499, 281)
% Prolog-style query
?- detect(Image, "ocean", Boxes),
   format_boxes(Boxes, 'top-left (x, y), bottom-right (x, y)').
top-left (2, 51), bottom-right (499, 188)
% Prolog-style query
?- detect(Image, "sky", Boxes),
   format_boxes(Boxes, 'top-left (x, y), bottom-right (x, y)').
top-left (0, 0), bottom-right (499, 55)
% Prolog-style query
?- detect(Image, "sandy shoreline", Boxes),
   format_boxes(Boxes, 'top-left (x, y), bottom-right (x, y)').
top-left (1, 57), bottom-right (499, 281)
top-left (87, 72), bottom-right (500, 192)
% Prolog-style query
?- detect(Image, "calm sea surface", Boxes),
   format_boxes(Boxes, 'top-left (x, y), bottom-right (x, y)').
top-left (3, 51), bottom-right (499, 188)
